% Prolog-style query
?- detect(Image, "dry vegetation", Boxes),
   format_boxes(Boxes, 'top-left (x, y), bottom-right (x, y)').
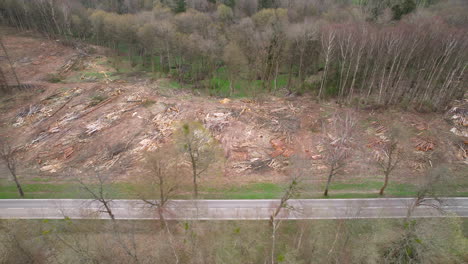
top-left (0, 217), bottom-right (466, 264)
top-left (0, 26), bottom-right (466, 198)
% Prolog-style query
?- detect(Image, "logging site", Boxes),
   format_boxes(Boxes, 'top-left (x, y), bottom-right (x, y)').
top-left (0, 1), bottom-right (467, 263)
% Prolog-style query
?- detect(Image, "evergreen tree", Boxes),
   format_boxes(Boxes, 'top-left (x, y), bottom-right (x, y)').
top-left (401, 0), bottom-right (416, 15)
top-left (173, 0), bottom-right (186, 13)
top-left (259, 0), bottom-right (276, 10)
top-left (392, 0), bottom-right (416, 20)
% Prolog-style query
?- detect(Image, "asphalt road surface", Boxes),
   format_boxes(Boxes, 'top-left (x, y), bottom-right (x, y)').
top-left (0, 198), bottom-right (466, 220)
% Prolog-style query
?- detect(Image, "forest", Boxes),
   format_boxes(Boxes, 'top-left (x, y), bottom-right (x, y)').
top-left (1, 1), bottom-right (468, 263)
top-left (1, 0), bottom-right (467, 110)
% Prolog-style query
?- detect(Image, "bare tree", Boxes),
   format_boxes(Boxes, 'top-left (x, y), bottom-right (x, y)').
top-left (0, 220), bottom-right (55, 264)
top-left (175, 121), bottom-right (217, 199)
top-left (110, 223), bottom-right (141, 264)
top-left (137, 146), bottom-right (186, 263)
top-left (0, 139), bottom-right (24, 197)
top-left (384, 164), bottom-right (450, 264)
top-left (0, 66), bottom-right (7, 88)
top-left (223, 41), bottom-right (248, 96)
top-left (318, 27), bottom-right (335, 99)
top-left (375, 137), bottom-right (401, 195)
top-left (406, 165), bottom-right (449, 219)
top-left (139, 147), bottom-right (184, 217)
top-left (77, 171), bottom-right (115, 220)
top-left (321, 112), bottom-right (355, 196)
top-left (0, 36), bottom-right (20, 87)
top-left (77, 171), bottom-right (146, 262)
top-left (269, 157), bottom-right (305, 264)
top-left (269, 177), bottom-right (301, 264)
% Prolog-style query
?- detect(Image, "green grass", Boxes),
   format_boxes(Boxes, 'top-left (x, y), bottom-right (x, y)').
top-left (206, 76), bottom-right (266, 98)
top-left (325, 181), bottom-right (418, 196)
top-left (156, 79), bottom-right (184, 91)
top-left (168, 80), bottom-right (182, 89)
top-left (141, 99), bottom-right (156, 107)
top-left (98, 51), bottom-right (290, 99)
top-left (1, 178), bottom-right (465, 200)
top-left (64, 71), bottom-right (120, 83)
top-left (89, 94), bottom-right (108, 106)
top-left (45, 73), bottom-right (63, 83)
top-left (197, 181), bottom-right (421, 199)
top-left (0, 182), bottom-right (137, 199)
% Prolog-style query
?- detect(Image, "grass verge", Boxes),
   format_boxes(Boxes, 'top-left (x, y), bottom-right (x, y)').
top-left (1, 179), bottom-right (466, 199)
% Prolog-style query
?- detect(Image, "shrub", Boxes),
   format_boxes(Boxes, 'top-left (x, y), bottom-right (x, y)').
top-left (141, 99), bottom-right (156, 107)
top-left (45, 74), bottom-right (62, 83)
top-left (89, 94), bottom-right (107, 106)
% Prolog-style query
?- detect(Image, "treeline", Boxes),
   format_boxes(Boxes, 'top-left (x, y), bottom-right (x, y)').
top-left (0, 0), bottom-right (467, 110)
top-left (1, 217), bottom-right (466, 263)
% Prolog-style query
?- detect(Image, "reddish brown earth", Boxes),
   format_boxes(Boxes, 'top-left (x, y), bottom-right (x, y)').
top-left (1, 28), bottom-right (466, 187)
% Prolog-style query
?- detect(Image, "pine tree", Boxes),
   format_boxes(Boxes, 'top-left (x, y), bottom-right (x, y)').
top-left (259, 0), bottom-right (275, 10)
top-left (173, 0), bottom-right (186, 13)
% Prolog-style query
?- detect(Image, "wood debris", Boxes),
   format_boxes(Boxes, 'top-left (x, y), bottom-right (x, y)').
top-left (412, 122), bottom-right (428, 131)
top-left (205, 112), bottom-right (231, 133)
top-left (219, 98), bottom-right (231, 104)
top-left (311, 154), bottom-right (322, 160)
top-left (63, 146), bottom-right (74, 159)
top-left (269, 138), bottom-right (294, 158)
top-left (367, 137), bottom-right (387, 149)
top-left (414, 138), bottom-right (435, 152)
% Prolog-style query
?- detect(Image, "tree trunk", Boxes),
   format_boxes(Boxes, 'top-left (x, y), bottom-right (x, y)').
top-left (273, 62), bottom-right (279, 92)
top-left (324, 171), bottom-right (333, 196)
top-left (6, 160), bottom-right (24, 198)
top-left (319, 31), bottom-right (335, 100)
top-left (0, 67), bottom-right (7, 88)
top-left (103, 201), bottom-right (115, 220)
top-left (0, 38), bottom-right (21, 86)
top-left (271, 221), bottom-right (277, 264)
top-left (159, 206), bottom-right (180, 264)
top-left (158, 206), bottom-right (166, 225)
top-left (127, 48), bottom-right (131, 65)
top-left (319, 54), bottom-right (330, 99)
top-left (165, 39), bottom-right (171, 72)
top-left (193, 175), bottom-right (198, 199)
top-left (379, 173), bottom-right (389, 196)
top-left (286, 60), bottom-right (294, 94)
top-left (12, 174), bottom-right (24, 198)
top-left (298, 47), bottom-right (304, 83)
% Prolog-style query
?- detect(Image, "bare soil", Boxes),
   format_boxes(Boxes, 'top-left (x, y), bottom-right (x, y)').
top-left (1, 28), bottom-right (466, 188)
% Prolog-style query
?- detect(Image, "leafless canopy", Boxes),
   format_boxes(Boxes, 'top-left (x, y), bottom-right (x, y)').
top-left (175, 121), bottom-right (217, 199)
top-left (0, 139), bottom-right (24, 197)
top-left (321, 111), bottom-right (356, 196)
top-left (138, 146), bottom-right (186, 212)
top-left (77, 171), bottom-right (115, 220)
top-left (375, 136), bottom-right (401, 195)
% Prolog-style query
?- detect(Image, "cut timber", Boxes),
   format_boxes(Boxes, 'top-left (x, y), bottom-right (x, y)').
top-left (48, 97), bottom-right (74, 119)
top-left (79, 95), bottom-right (119, 119)
top-left (414, 138), bottom-right (435, 152)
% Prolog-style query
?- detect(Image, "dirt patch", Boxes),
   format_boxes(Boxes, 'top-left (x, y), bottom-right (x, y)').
top-left (1, 30), bottom-right (466, 190)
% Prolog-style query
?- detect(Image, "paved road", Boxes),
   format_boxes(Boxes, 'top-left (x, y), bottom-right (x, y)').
top-left (0, 198), bottom-right (466, 220)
